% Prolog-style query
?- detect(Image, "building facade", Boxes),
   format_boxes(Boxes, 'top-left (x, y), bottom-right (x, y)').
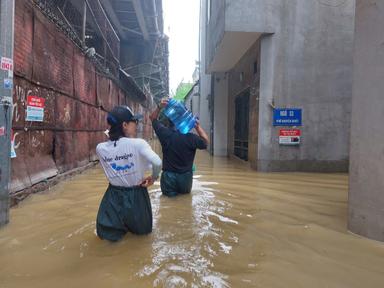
top-left (198, 0), bottom-right (214, 154)
top-left (348, 0), bottom-right (384, 242)
top-left (202, 0), bottom-right (355, 171)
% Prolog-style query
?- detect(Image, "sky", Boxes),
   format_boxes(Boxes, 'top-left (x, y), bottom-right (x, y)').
top-left (162, 0), bottom-right (200, 96)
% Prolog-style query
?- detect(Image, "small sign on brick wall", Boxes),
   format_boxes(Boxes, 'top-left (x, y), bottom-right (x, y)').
top-left (26, 95), bottom-right (45, 122)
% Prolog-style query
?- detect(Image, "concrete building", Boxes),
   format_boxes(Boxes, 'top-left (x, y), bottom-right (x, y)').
top-left (197, 0), bottom-right (214, 154)
top-left (348, 0), bottom-right (384, 241)
top-left (202, 0), bottom-right (355, 171)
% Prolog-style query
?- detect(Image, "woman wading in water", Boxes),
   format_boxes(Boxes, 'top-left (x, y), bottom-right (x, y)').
top-left (96, 106), bottom-right (162, 241)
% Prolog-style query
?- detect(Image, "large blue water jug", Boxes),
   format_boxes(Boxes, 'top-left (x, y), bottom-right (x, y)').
top-left (163, 99), bottom-right (196, 134)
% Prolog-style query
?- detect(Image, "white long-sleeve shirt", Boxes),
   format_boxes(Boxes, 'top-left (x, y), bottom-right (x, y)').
top-left (96, 138), bottom-right (162, 187)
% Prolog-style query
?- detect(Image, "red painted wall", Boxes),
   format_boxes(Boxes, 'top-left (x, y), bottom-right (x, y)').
top-left (11, 0), bottom-right (153, 193)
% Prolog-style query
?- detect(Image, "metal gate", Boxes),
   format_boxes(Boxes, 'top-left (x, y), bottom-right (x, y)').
top-left (234, 89), bottom-right (249, 161)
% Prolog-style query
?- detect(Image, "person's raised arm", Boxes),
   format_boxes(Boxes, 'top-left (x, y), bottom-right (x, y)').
top-left (195, 120), bottom-right (209, 145)
top-left (150, 98), bottom-right (169, 122)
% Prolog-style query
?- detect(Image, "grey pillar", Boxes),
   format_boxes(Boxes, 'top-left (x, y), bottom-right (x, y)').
top-left (349, 0), bottom-right (384, 241)
top-left (0, 0), bottom-right (15, 226)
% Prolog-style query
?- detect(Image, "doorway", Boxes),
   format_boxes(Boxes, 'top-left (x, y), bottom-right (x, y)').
top-left (234, 89), bottom-right (250, 161)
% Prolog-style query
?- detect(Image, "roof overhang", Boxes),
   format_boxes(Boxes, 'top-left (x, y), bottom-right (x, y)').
top-left (101, 0), bottom-right (161, 41)
top-left (208, 31), bottom-right (261, 73)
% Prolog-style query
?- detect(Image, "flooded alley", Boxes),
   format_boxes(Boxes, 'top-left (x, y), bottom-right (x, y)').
top-left (1, 0), bottom-right (384, 287)
top-left (0, 152), bottom-right (384, 288)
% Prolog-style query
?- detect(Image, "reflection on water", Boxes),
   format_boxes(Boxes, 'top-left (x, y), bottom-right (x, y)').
top-left (144, 176), bottom-right (232, 288)
top-left (1, 152), bottom-right (384, 288)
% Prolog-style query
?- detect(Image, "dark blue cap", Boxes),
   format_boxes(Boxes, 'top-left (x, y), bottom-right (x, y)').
top-left (107, 105), bottom-right (143, 126)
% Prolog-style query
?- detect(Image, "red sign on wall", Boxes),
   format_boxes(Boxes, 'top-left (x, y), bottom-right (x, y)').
top-left (279, 129), bottom-right (301, 137)
top-left (279, 129), bottom-right (301, 145)
top-left (27, 95), bottom-right (45, 108)
top-left (1, 57), bottom-right (13, 71)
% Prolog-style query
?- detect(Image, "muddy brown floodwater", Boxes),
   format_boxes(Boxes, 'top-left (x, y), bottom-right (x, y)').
top-left (1, 151), bottom-right (384, 288)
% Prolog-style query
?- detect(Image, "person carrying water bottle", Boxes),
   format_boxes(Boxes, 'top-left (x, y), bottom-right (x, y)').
top-left (150, 98), bottom-right (209, 197)
top-left (96, 105), bottom-right (162, 241)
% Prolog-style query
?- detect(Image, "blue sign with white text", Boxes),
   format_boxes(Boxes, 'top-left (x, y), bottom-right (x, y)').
top-left (273, 108), bottom-right (302, 126)
top-left (4, 78), bottom-right (13, 89)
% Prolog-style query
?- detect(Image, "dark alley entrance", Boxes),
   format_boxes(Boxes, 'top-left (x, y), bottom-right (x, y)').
top-left (234, 89), bottom-right (250, 161)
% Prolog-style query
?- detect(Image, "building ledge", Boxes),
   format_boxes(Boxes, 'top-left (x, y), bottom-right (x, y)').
top-left (207, 32), bottom-right (261, 73)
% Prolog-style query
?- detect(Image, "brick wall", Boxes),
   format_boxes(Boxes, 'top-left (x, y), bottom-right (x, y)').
top-left (11, 0), bottom-right (153, 195)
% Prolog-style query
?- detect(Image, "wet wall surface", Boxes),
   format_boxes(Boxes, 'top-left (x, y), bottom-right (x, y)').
top-left (1, 152), bottom-right (384, 288)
